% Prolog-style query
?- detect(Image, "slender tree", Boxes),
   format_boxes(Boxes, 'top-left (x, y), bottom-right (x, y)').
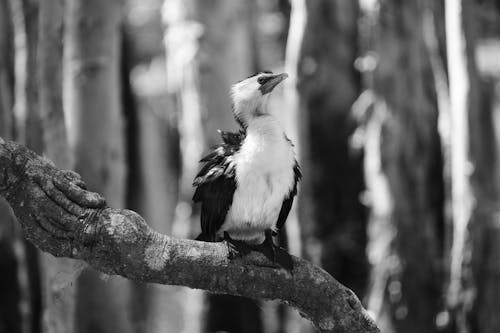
top-left (360, 1), bottom-right (445, 332)
top-left (63, 0), bottom-right (132, 332)
top-left (8, 0), bottom-right (43, 331)
top-left (285, 0), bottom-right (368, 300)
top-left (121, 10), bottom-right (183, 329)
top-left (466, 2), bottom-right (500, 331)
top-left (0, 2), bottom-right (21, 332)
top-left (0, 0), bottom-right (13, 136)
top-left (37, 0), bottom-right (80, 332)
top-left (446, 0), bottom-right (500, 332)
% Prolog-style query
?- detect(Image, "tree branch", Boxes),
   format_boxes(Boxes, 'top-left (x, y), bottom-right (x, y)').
top-left (0, 138), bottom-right (379, 333)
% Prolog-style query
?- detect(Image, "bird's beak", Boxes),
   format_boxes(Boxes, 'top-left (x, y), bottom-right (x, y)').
top-left (260, 73), bottom-right (289, 94)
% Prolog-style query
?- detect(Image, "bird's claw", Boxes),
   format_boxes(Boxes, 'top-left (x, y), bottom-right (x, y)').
top-left (274, 247), bottom-right (293, 271)
top-left (224, 231), bottom-right (293, 271)
top-left (224, 232), bottom-right (251, 259)
top-left (254, 230), bottom-right (293, 271)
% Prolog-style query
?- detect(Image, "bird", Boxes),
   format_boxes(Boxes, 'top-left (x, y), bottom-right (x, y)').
top-left (192, 71), bottom-right (301, 270)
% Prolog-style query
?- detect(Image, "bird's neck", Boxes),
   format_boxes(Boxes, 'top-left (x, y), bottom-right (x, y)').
top-left (233, 96), bottom-right (270, 128)
top-left (238, 115), bottom-right (294, 172)
top-left (245, 115), bottom-right (285, 141)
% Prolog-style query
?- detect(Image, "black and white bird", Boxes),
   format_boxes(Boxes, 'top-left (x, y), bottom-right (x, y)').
top-left (192, 71), bottom-right (301, 270)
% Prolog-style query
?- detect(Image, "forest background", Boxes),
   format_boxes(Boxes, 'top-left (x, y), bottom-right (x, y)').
top-left (1, 0), bottom-right (500, 332)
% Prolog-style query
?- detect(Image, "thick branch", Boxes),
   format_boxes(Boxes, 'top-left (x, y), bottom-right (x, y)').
top-left (0, 138), bottom-right (379, 333)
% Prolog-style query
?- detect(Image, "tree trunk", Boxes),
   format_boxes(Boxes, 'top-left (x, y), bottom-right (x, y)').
top-left (7, 1), bottom-right (43, 332)
top-left (126, 88), bottom-right (182, 333)
top-left (465, 81), bottom-right (500, 333)
top-left (285, 0), bottom-right (368, 298)
top-left (38, 0), bottom-right (69, 169)
top-left (0, 2), bottom-right (21, 333)
top-left (163, 1), bottom-right (262, 332)
top-left (21, 0), bottom-right (41, 154)
top-left (37, 1), bottom-right (79, 332)
top-left (0, 204), bottom-right (22, 333)
top-left (121, 19), bottom-right (184, 330)
top-left (0, 0), bottom-right (14, 137)
top-left (63, 1), bottom-right (131, 332)
top-left (466, 1), bottom-right (500, 329)
top-left (446, 1), bottom-right (500, 332)
top-left (361, 1), bottom-right (445, 332)
top-left (283, 2), bottom-right (367, 332)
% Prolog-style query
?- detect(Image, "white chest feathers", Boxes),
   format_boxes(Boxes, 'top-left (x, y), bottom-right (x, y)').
top-left (222, 116), bottom-right (296, 242)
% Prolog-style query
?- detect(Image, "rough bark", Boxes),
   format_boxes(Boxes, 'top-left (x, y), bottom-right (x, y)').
top-left (285, 0), bottom-right (368, 298)
top-left (0, 138), bottom-right (379, 333)
top-left (63, 0), bottom-right (131, 332)
top-left (360, 1), bottom-right (445, 332)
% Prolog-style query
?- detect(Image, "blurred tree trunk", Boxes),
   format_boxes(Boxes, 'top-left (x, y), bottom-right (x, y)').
top-left (21, 0), bottom-right (41, 154)
top-left (444, 1), bottom-right (475, 332)
top-left (163, 1), bottom-right (262, 333)
top-left (0, 0), bottom-right (14, 136)
top-left (446, 1), bottom-right (500, 332)
top-left (63, 1), bottom-right (132, 332)
top-left (0, 1), bottom-right (22, 333)
top-left (285, 0), bottom-right (368, 301)
top-left (38, 1), bottom-right (79, 332)
top-left (8, 0), bottom-right (43, 332)
top-left (0, 207), bottom-right (22, 333)
top-left (283, 2), bottom-right (367, 333)
top-left (467, 1), bottom-right (500, 330)
top-left (126, 76), bottom-right (182, 333)
top-left (360, 1), bottom-right (445, 332)
top-left (121, 22), bottom-right (184, 331)
top-left (465, 81), bottom-right (500, 333)
top-left (38, 0), bottom-right (69, 169)
top-left (9, 0), bottom-right (39, 147)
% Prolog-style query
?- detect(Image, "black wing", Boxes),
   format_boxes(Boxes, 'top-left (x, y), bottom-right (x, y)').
top-left (193, 130), bottom-right (245, 241)
top-left (275, 161), bottom-right (301, 231)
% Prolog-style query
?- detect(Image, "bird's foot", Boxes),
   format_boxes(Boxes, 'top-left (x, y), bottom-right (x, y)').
top-left (224, 232), bottom-right (252, 259)
top-left (252, 229), bottom-right (293, 271)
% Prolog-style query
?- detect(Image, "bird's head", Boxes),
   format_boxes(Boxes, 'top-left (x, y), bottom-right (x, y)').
top-left (230, 71), bottom-right (288, 127)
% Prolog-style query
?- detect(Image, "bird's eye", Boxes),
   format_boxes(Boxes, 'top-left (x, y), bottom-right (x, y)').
top-left (257, 76), bottom-right (269, 85)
